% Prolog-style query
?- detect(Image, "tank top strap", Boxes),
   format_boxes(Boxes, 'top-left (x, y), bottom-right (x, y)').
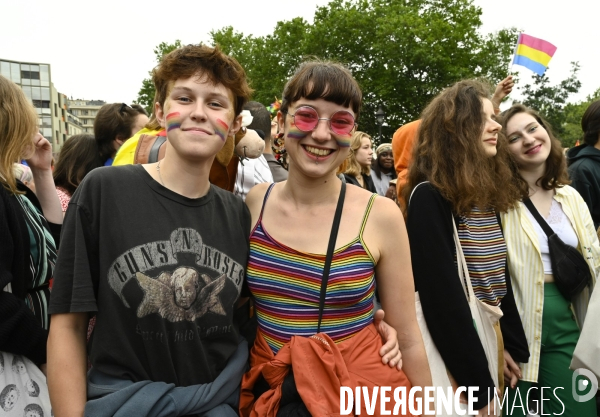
top-left (257, 183), bottom-right (277, 224)
top-left (358, 193), bottom-right (378, 238)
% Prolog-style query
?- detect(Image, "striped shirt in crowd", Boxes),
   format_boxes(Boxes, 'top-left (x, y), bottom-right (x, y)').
top-left (456, 207), bottom-right (507, 307)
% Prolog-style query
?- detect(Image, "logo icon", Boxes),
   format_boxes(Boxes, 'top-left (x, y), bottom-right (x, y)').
top-left (572, 368), bottom-right (598, 403)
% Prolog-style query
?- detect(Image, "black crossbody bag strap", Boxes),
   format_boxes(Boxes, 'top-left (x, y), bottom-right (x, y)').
top-left (317, 181), bottom-right (346, 333)
top-left (523, 198), bottom-right (556, 237)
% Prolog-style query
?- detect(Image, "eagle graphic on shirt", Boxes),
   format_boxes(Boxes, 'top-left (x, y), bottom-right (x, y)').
top-left (135, 267), bottom-right (227, 322)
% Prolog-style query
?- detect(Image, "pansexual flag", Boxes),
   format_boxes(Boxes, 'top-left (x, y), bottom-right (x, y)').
top-left (513, 33), bottom-right (557, 76)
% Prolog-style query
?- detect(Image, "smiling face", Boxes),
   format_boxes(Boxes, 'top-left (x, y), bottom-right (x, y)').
top-left (156, 72), bottom-right (242, 162)
top-left (278, 98), bottom-right (355, 177)
top-left (377, 150), bottom-right (394, 169)
top-left (355, 136), bottom-right (373, 168)
top-left (480, 98), bottom-right (501, 158)
top-left (506, 112), bottom-right (552, 170)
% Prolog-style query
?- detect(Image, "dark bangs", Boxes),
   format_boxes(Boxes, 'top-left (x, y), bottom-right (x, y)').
top-left (281, 60), bottom-right (362, 119)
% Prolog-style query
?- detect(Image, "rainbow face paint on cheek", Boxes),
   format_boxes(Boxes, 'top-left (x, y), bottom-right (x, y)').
top-left (215, 119), bottom-right (229, 141)
top-left (335, 133), bottom-right (352, 148)
top-left (166, 112), bottom-right (181, 132)
top-left (287, 122), bottom-right (308, 140)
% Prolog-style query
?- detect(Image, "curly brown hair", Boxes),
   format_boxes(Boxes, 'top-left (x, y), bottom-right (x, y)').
top-left (146, 44), bottom-right (253, 130)
top-left (403, 79), bottom-right (521, 215)
top-left (500, 103), bottom-right (570, 195)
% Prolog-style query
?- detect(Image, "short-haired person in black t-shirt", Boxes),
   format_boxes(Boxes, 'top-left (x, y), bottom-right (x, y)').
top-left (47, 45), bottom-right (254, 416)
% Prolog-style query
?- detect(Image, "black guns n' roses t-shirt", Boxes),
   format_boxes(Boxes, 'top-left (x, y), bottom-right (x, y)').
top-left (49, 165), bottom-right (250, 386)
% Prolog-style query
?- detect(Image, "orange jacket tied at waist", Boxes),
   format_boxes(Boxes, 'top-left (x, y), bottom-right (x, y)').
top-left (240, 324), bottom-right (416, 417)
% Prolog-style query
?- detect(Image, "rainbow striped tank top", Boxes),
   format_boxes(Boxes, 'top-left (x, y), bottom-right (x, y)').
top-left (247, 184), bottom-right (377, 354)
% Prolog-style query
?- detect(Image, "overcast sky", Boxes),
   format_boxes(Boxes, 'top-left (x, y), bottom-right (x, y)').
top-left (2, 0), bottom-right (598, 108)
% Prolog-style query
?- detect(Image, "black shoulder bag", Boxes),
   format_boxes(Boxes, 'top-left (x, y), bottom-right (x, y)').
top-left (317, 180), bottom-right (346, 332)
top-left (523, 198), bottom-right (591, 300)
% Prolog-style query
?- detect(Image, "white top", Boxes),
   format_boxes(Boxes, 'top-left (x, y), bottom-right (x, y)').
top-left (525, 198), bottom-right (579, 274)
top-left (233, 155), bottom-right (274, 202)
top-left (370, 169), bottom-right (394, 196)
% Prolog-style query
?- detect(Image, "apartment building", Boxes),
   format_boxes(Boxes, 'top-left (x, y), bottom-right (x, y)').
top-left (68, 99), bottom-right (106, 134)
top-left (0, 58), bottom-right (86, 154)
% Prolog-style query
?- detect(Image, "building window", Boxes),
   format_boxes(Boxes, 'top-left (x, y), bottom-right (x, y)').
top-left (54, 103), bottom-right (58, 117)
top-left (21, 70), bottom-right (40, 80)
top-left (10, 63), bottom-right (20, 83)
top-left (0, 61), bottom-right (10, 78)
top-left (40, 64), bottom-right (49, 86)
top-left (32, 100), bottom-right (51, 108)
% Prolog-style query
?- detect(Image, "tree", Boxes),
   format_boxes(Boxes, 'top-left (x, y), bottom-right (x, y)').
top-left (209, 0), bottom-right (519, 144)
top-left (561, 87), bottom-right (600, 148)
top-left (520, 62), bottom-right (582, 145)
top-left (134, 40), bottom-right (182, 114)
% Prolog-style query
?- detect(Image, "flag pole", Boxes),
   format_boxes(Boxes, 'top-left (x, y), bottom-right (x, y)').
top-left (508, 30), bottom-right (524, 75)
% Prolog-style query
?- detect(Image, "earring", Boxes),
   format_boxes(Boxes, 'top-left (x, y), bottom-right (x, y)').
top-left (272, 133), bottom-right (286, 161)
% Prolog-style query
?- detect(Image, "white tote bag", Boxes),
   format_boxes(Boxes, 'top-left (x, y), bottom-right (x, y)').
top-left (571, 282), bottom-right (600, 378)
top-left (410, 182), bottom-right (502, 416)
top-left (0, 352), bottom-right (52, 416)
top-left (1, 287), bottom-right (52, 416)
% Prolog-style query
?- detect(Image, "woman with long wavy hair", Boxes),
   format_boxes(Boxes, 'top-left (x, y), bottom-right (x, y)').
top-left (500, 104), bottom-right (598, 416)
top-left (403, 80), bottom-right (528, 416)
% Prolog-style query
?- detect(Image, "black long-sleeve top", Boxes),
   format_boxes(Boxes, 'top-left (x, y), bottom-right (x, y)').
top-left (0, 181), bottom-right (61, 365)
top-left (406, 183), bottom-right (528, 410)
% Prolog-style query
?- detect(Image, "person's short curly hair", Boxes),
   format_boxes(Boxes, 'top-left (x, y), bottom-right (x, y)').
top-left (146, 44), bottom-right (252, 130)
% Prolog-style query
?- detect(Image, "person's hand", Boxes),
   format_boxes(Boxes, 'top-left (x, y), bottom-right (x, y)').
top-left (373, 309), bottom-right (402, 370)
top-left (503, 349), bottom-right (521, 389)
top-left (492, 75), bottom-right (514, 107)
top-left (25, 132), bottom-right (53, 171)
top-left (39, 363), bottom-right (47, 376)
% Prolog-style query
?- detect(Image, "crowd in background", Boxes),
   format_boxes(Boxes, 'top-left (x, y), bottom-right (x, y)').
top-left (1, 42), bottom-right (599, 417)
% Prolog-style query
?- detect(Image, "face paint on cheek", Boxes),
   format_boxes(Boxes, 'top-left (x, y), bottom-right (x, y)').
top-left (215, 119), bottom-right (229, 141)
top-left (286, 122), bottom-right (308, 140)
top-left (335, 133), bottom-right (352, 148)
top-left (166, 112), bottom-right (181, 132)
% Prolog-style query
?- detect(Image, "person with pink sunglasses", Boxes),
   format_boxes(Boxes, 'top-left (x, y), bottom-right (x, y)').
top-left (240, 60), bottom-right (431, 416)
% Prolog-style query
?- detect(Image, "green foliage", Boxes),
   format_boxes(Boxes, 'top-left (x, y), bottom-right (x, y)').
top-left (520, 62), bottom-right (582, 146)
top-left (137, 1), bottom-right (521, 144)
top-left (209, 0), bottom-right (519, 145)
top-left (134, 40), bottom-right (183, 114)
top-left (561, 87), bottom-right (600, 148)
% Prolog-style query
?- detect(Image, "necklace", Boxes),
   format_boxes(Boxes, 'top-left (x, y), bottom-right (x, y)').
top-left (156, 161), bottom-right (165, 187)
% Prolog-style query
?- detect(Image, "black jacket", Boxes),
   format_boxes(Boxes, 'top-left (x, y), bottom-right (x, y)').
top-left (343, 173), bottom-right (376, 193)
top-left (567, 144), bottom-right (600, 229)
top-left (0, 181), bottom-right (60, 365)
top-left (406, 183), bottom-right (529, 410)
